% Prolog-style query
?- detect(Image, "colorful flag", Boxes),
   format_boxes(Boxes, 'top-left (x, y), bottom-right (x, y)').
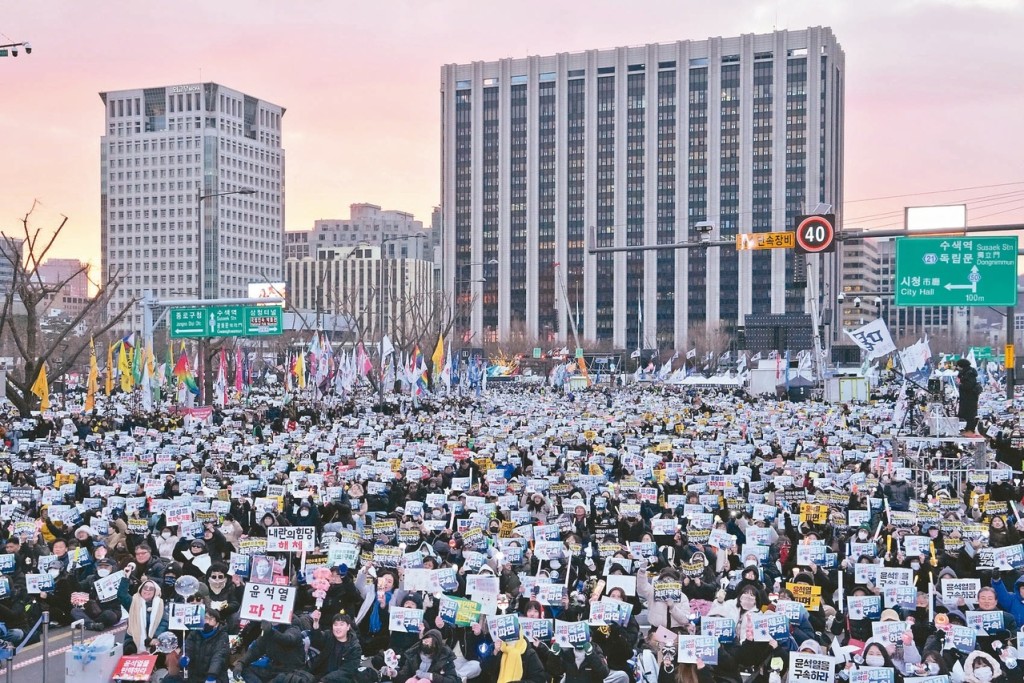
top-left (173, 346), bottom-right (200, 396)
top-left (85, 339), bottom-right (98, 412)
top-left (105, 341), bottom-right (114, 397)
top-left (30, 363), bottom-right (49, 412)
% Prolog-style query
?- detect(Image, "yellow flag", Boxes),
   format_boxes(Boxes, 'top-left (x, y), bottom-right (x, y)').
top-left (118, 342), bottom-right (133, 392)
top-left (85, 338), bottom-right (98, 412)
top-left (295, 353), bottom-right (306, 389)
top-left (30, 363), bottom-right (50, 412)
top-left (105, 342), bottom-right (114, 396)
top-left (431, 333), bottom-right (445, 373)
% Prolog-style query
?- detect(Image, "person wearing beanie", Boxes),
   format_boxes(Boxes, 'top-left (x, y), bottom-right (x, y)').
top-left (72, 556), bottom-right (125, 632)
top-left (204, 563), bottom-right (240, 631)
top-left (391, 629), bottom-right (459, 683)
top-left (180, 607), bottom-right (230, 683)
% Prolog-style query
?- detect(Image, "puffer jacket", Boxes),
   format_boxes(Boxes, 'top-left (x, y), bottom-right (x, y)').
top-left (636, 568), bottom-right (692, 629)
top-left (963, 651), bottom-right (1002, 683)
top-left (183, 626), bottom-right (230, 683)
top-left (992, 573), bottom-right (1024, 628)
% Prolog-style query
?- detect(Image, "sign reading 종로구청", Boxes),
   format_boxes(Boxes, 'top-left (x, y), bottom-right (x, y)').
top-left (169, 305), bottom-right (283, 339)
top-left (894, 236), bottom-right (1018, 307)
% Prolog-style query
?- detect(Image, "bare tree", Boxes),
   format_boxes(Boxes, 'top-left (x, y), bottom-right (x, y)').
top-left (688, 321), bottom-right (733, 366)
top-left (0, 206), bottom-right (133, 416)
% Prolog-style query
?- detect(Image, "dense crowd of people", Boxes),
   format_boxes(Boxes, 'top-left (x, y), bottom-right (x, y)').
top-left (0, 377), bottom-right (1022, 683)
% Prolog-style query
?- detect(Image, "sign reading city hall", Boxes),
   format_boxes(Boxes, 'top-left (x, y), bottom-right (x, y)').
top-left (169, 305), bottom-right (283, 339)
top-left (894, 236), bottom-right (1018, 307)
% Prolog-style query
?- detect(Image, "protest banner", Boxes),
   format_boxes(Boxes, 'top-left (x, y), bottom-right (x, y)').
top-left (701, 617), bottom-right (736, 644)
top-left (652, 579), bottom-right (682, 602)
top-left (169, 602), bottom-right (206, 630)
top-left (678, 635), bottom-right (719, 665)
top-left (850, 669), bottom-right (895, 683)
top-left (847, 595), bottom-right (882, 621)
top-left (554, 620), bottom-right (590, 648)
top-left (520, 617), bottom-right (554, 642)
top-left (240, 583), bottom-right (296, 624)
top-left (438, 595), bottom-right (481, 627)
top-left (266, 526), bottom-right (316, 553)
top-left (789, 652), bottom-right (836, 683)
top-left (487, 614), bottom-right (522, 642)
top-left (786, 582), bottom-right (822, 611)
top-left (751, 613), bottom-right (789, 642)
top-left (94, 570), bottom-right (124, 602)
top-left (389, 607), bottom-right (425, 633)
top-left (940, 579), bottom-right (981, 604)
top-left (112, 655), bottom-right (158, 682)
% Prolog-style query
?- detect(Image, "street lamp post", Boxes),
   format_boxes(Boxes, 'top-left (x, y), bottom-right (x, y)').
top-left (196, 187), bottom-right (255, 404)
top-left (377, 233), bottom-right (424, 410)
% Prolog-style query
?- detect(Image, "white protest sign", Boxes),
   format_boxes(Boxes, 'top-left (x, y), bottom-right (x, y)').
top-left (266, 526), bottom-right (316, 553)
top-left (239, 583), bottom-right (296, 624)
top-left (790, 652), bottom-right (836, 683)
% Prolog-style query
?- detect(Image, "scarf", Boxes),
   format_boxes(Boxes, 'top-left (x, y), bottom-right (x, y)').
top-left (498, 637), bottom-right (527, 683)
top-left (127, 594), bottom-right (165, 646)
top-left (369, 590), bottom-right (392, 633)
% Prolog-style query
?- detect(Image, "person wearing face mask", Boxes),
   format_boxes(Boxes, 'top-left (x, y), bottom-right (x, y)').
top-left (178, 608), bottom-right (230, 683)
top-left (36, 559), bottom-right (77, 626)
top-left (858, 641), bottom-right (903, 683)
top-left (391, 629), bottom-right (460, 683)
top-left (72, 557), bottom-right (127, 631)
top-left (204, 563), bottom-right (240, 632)
top-left (964, 651), bottom-right (1004, 683)
top-left (157, 525), bottom-right (181, 560)
top-left (288, 499), bottom-right (322, 533)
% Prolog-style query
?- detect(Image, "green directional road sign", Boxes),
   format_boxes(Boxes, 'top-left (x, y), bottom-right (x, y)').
top-left (169, 305), bottom-right (283, 339)
top-left (894, 236), bottom-right (1018, 307)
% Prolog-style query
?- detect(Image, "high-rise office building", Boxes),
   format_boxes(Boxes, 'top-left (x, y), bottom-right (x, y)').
top-left (99, 82), bottom-right (285, 332)
top-left (441, 27), bottom-right (845, 349)
top-left (284, 204), bottom-right (431, 262)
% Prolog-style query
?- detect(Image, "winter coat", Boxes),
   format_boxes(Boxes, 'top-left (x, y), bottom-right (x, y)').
top-left (545, 643), bottom-right (611, 683)
top-left (636, 569), bottom-right (692, 629)
top-left (239, 623), bottom-right (307, 675)
top-left (308, 630), bottom-right (362, 682)
top-left (964, 651), bottom-right (1003, 683)
top-left (183, 626), bottom-right (230, 683)
top-left (993, 574), bottom-right (1024, 627)
top-left (394, 640), bottom-right (460, 683)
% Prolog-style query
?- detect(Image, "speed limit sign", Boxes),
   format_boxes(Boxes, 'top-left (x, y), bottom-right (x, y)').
top-left (794, 214), bottom-right (836, 254)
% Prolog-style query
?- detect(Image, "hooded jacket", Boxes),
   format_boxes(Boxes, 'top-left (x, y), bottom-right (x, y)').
top-left (963, 651), bottom-right (1002, 683)
top-left (992, 574), bottom-right (1024, 627)
top-left (394, 630), bottom-right (460, 683)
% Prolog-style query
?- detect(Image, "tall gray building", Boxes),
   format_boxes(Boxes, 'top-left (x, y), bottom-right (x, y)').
top-left (441, 27), bottom-right (845, 349)
top-left (99, 82), bottom-right (285, 332)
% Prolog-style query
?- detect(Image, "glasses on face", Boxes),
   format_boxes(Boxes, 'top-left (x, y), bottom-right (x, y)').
top-left (209, 574), bottom-right (226, 579)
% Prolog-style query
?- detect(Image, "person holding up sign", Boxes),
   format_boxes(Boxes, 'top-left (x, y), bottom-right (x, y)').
top-left (491, 633), bottom-right (546, 683)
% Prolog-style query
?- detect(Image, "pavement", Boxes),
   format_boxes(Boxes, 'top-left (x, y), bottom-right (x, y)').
top-left (5, 622), bottom-right (127, 683)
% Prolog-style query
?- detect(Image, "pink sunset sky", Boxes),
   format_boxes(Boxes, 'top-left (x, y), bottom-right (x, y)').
top-left (2, 0), bottom-right (1023, 277)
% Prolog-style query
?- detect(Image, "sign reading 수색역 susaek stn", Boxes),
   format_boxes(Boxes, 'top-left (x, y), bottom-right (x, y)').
top-left (169, 305), bottom-right (283, 339)
top-left (894, 236), bottom-right (1018, 307)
